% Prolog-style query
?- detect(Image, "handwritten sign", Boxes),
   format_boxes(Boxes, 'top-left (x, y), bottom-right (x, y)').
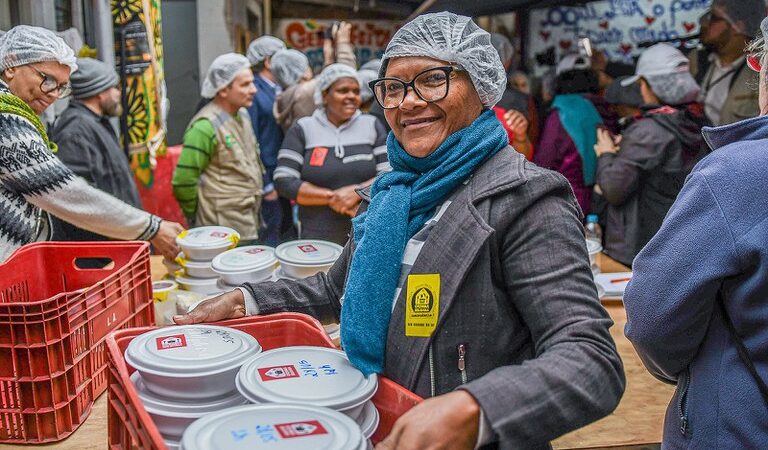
top-left (276, 19), bottom-right (399, 72)
top-left (528, 0), bottom-right (712, 74)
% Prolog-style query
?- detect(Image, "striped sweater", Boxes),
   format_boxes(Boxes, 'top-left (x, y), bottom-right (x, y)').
top-left (0, 81), bottom-right (160, 261)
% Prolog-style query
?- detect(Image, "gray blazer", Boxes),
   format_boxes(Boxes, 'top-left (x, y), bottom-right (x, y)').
top-left (243, 148), bottom-right (625, 449)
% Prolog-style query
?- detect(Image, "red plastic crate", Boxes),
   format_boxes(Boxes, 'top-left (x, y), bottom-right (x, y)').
top-left (106, 313), bottom-right (423, 449)
top-left (0, 241), bottom-right (154, 443)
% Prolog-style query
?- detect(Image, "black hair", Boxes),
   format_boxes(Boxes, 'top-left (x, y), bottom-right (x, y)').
top-left (553, 69), bottom-right (600, 95)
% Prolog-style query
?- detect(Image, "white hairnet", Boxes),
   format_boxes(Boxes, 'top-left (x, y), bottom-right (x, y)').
top-left (201, 53), bottom-right (251, 98)
top-left (360, 58), bottom-right (382, 73)
top-left (490, 32), bottom-right (515, 67)
top-left (712, 0), bottom-right (766, 37)
top-left (314, 63), bottom-right (360, 106)
top-left (246, 36), bottom-right (286, 65)
top-left (381, 12), bottom-right (507, 108)
top-left (271, 49), bottom-right (309, 89)
top-left (358, 69), bottom-right (378, 103)
top-left (645, 72), bottom-right (701, 105)
top-left (0, 25), bottom-right (77, 73)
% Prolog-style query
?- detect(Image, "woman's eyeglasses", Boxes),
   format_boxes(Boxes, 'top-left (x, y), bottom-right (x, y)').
top-left (369, 65), bottom-right (462, 109)
top-left (747, 54), bottom-right (763, 73)
top-left (32, 67), bottom-right (72, 98)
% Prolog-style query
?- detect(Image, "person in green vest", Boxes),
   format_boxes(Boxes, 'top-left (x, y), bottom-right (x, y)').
top-left (172, 53), bottom-right (265, 242)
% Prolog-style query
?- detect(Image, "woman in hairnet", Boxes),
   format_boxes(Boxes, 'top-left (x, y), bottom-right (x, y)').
top-left (176, 13), bottom-right (624, 449)
top-left (273, 63), bottom-right (389, 245)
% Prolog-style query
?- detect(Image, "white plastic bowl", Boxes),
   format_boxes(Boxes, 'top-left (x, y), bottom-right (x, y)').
top-left (356, 401), bottom-right (379, 439)
top-left (125, 325), bottom-right (262, 400)
top-left (176, 226), bottom-right (240, 261)
top-left (275, 240), bottom-right (343, 279)
top-left (178, 258), bottom-right (217, 279)
top-left (131, 372), bottom-right (247, 440)
top-left (211, 245), bottom-right (277, 285)
top-left (175, 274), bottom-right (222, 295)
top-left (180, 404), bottom-right (367, 450)
top-left (235, 346), bottom-right (377, 422)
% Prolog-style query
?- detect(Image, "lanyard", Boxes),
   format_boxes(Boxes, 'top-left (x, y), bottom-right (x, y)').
top-left (702, 59), bottom-right (745, 96)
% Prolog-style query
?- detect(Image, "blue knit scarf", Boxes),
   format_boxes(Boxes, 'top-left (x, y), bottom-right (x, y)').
top-left (340, 109), bottom-right (508, 375)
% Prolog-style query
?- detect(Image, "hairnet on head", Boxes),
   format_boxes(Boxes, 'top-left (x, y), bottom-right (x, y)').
top-left (0, 25), bottom-right (77, 73)
top-left (645, 72), bottom-right (701, 105)
top-left (314, 63), bottom-right (360, 106)
top-left (246, 36), bottom-right (286, 65)
top-left (360, 58), bottom-right (382, 73)
top-left (271, 49), bottom-right (309, 89)
top-left (712, 0), bottom-right (766, 37)
top-left (357, 69), bottom-right (378, 103)
top-left (490, 32), bottom-right (515, 67)
top-left (381, 12), bottom-right (507, 108)
top-left (201, 53), bottom-right (251, 98)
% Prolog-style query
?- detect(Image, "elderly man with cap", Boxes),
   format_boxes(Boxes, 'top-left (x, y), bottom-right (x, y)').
top-left (49, 57), bottom-right (142, 243)
top-left (0, 25), bottom-right (182, 261)
top-left (594, 43), bottom-right (707, 267)
top-left (172, 53), bottom-right (264, 242)
top-left (689, 0), bottom-right (765, 125)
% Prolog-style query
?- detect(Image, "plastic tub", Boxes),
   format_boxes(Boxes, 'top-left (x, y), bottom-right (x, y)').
top-left (130, 372), bottom-right (247, 439)
top-left (236, 346), bottom-right (377, 421)
top-left (586, 239), bottom-right (602, 274)
top-left (211, 245), bottom-right (277, 285)
top-left (177, 257), bottom-right (217, 279)
top-left (176, 226), bottom-right (240, 261)
top-left (357, 401), bottom-right (379, 439)
top-left (180, 404), bottom-right (367, 450)
top-left (125, 325), bottom-right (262, 400)
top-left (175, 274), bottom-right (222, 295)
top-left (275, 240), bottom-right (343, 279)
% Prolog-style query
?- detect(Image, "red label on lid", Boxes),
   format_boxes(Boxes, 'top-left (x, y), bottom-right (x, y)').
top-left (155, 334), bottom-right (187, 350)
top-left (298, 244), bottom-right (318, 253)
top-left (245, 248), bottom-right (265, 254)
top-left (210, 231), bottom-right (229, 238)
top-left (258, 365), bottom-right (300, 381)
top-left (276, 420), bottom-right (328, 439)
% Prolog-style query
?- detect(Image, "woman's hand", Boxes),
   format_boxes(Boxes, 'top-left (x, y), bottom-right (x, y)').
top-left (504, 109), bottom-right (529, 138)
top-left (594, 128), bottom-right (622, 156)
top-left (151, 221), bottom-right (184, 260)
top-left (329, 184), bottom-right (362, 217)
top-left (375, 390), bottom-right (481, 450)
top-left (173, 289), bottom-right (246, 324)
top-left (334, 21), bottom-right (352, 44)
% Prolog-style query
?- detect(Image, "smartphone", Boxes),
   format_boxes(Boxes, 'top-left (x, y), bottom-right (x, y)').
top-left (578, 37), bottom-right (593, 58)
top-left (324, 21), bottom-right (340, 40)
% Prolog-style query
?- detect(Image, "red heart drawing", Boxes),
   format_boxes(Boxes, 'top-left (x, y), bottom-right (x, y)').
top-left (540, 30), bottom-right (551, 41)
top-left (559, 40), bottom-right (572, 50)
top-left (599, 20), bottom-right (609, 29)
top-left (645, 16), bottom-right (656, 25)
top-left (683, 21), bottom-right (696, 33)
top-left (620, 43), bottom-right (633, 55)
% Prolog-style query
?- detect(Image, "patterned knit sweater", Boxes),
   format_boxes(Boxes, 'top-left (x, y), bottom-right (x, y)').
top-left (0, 81), bottom-right (160, 261)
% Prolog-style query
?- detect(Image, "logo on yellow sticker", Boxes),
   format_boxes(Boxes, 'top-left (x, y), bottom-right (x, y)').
top-left (405, 274), bottom-right (440, 337)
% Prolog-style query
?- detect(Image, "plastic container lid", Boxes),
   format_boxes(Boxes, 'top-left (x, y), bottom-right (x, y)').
top-left (175, 273), bottom-right (220, 287)
top-left (236, 346), bottom-right (377, 412)
top-left (125, 325), bottom-right (262, 377)
top-left (357, 401), bottom-right (379, 439)
top-left (275, 240), bottom-right (343, 266)
top-left (130, 372), bottom-right (247, 418)
top-left (179, 258), bottom-right (213, 270)
top-left (153, 280), bottom-right (177, 292)
top-left (180, 404), bottom-right (366, 450)
top-left (176, 226), bottom-right (239, 249)
top-left (211, 246), bottom-right (277, 274)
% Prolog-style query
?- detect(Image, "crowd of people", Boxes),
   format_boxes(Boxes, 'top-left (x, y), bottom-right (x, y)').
top-left (1, 0), bottom-right (768, 447)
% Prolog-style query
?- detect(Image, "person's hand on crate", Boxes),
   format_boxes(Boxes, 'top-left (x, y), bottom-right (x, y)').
top-left (375, 390), bottom-right (481, 450)
top-left (151, 221), bottom-right (184, 260)
top-left (173, 289), bottom-right (245, 324)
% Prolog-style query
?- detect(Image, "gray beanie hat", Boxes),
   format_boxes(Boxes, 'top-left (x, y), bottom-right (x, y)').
top-left (70, 58), bottom-right (118, 99)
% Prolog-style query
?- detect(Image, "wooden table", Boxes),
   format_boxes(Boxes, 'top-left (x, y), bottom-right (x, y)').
top-left (0, 254), bottom-right (672, 450)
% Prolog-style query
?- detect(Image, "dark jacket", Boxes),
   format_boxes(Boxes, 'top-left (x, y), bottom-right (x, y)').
top-left (596, 104), bottom-right (706, 266)
top-left (244, 149), bottom-right (624, 449)
top-left (248, 74), bottom-right (283, 186)
top-left (624, 114), bottom-right (768, 449)
top-left (49, 101), bottom-right (142, 241)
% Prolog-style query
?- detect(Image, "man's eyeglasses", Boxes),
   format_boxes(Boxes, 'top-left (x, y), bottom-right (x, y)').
top-left (747, 54), bottom-right (763, 73)
top-left (699, 11), bottom-right (728, 27)
top-left (369, 65), bottom-right (463, 110)
top-left (32, 67), bottom-right (72, 98)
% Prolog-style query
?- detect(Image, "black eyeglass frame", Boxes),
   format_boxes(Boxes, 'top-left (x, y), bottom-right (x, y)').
top-left (32, 66), bottom-right (72, 98)
top-left (368, 65), bottom-right (463, 110)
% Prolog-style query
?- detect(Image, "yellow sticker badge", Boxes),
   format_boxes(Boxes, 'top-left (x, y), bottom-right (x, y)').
top-left (405, 274), bottom-right (440, 337)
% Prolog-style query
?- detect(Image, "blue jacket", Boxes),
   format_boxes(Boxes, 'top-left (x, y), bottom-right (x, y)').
top-left (248, 74), bottom-right (283, 188)
top-left (624, 114), bottom-right (768, 449)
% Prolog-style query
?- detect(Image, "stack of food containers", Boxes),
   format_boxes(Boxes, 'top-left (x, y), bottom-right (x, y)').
top-left (211, 245), bottom-right (278, 291)
top-left (274, 240), bottom-right (344, 280)
top-left (174, 226), bottom-right (240, 295)
top-left (235, 346), bottom-right (380, 444)
top-left (125, 325), bottom-right (260, 449)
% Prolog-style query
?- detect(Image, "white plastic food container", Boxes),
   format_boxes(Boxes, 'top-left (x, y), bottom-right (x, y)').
top-left (356, 401), bottom-right (379, 439)
top-left (211, 245), bottom-right (277, 285)
top-left (274, 240), bottom-right (343, 279)
top-left (176, 226), bottom-right (240, 261)
top-left (125, 325), bottom-right (262, 400)
top-left (177, 257), bottom-right (217, 279)
top-left (273, 267), bottom-right (300, 281)
top-left (130, 372), bottom-right (247, 439)
top-left (180, 404), bottom-right (367, 450)
top-left (175, 273), bottom-right (222, 295)
top-left (586, 239), bottom-right (602, 274)
top-left (236, 346), bottom-right (377, 421)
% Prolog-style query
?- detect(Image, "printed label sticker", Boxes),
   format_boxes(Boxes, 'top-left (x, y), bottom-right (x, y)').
top-left (276, 420), bottom-right (328, 439)
top-left (258, 365), bottom-right (301, 381)
top-left (155, 334), bottom-right (187, 350)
